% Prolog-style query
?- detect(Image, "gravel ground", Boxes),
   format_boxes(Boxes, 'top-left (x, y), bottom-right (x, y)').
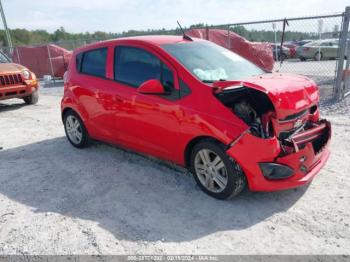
top-left (0, 85), bottom-right (349, 255)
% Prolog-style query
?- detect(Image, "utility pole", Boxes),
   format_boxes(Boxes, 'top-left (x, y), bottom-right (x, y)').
top-left (0, 0), bottom-right (13, 49)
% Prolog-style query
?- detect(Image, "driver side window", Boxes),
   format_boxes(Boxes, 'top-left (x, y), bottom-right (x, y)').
top-left (114, 46), bottom-right (174, 92)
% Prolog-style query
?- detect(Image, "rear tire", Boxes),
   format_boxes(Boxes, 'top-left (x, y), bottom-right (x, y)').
top-left (63, 110), bottom-right (90, 148)
top-left (190, 140), bottom-right (246, 200)
top-left (300, 57), bottom-right (306, 61)
top-left (279, 53), bottom-right (287, 61)
top-left (314, 51), bottom-right (323, 61)
top-left (23, 90), bottom-right (39, 105)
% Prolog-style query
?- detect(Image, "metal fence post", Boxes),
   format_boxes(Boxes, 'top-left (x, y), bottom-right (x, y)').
top-left (346, 37), bottom-right (350, 70)
top-left (46, 44), bottom-right (55, 78)
top-left (334, 6), bottom-right (350, 100)
top-left (343, 36), bottom-right (350, 97)
top-left (16, 47), bottom-right (20, 64)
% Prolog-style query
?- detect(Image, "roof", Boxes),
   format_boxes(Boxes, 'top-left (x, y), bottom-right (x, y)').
top-left (113, 35), bottom-right (200, 45)
top-left (75, 35), bottom-right (201, 52)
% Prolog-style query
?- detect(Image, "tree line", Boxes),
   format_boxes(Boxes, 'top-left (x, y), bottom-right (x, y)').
top-left (0, 24), bottom-right (339, 48)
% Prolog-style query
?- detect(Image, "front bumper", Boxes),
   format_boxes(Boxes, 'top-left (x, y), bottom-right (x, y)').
top-left (226, 120), bottom-right (331, 192)
top-left (0, 82), bottom-right (38, 101)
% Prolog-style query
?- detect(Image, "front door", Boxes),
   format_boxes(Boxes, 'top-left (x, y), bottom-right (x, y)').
top-left (111, 45), bottom-right (182, 161)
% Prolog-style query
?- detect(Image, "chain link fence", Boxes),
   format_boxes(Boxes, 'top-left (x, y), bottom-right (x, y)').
top-left (0, 7), bottom-right (349, 101)
top-left (201, 13), bottom-right (346, 102)
top-left (337, 7), bottom-right (350, 99)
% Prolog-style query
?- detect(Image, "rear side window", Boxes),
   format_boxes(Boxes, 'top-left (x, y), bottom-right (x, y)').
top-left (80, 48), bottom-right (107, 78)
top-left (76, 53), bottom-right (83, 72)
top-left (114, 46), bottom-right (174, 90)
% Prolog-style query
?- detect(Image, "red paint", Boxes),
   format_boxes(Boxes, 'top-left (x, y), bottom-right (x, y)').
top-left (284, 44), bottom-right (297, 58)
top-left (61, 36), bottom-right (331, 192)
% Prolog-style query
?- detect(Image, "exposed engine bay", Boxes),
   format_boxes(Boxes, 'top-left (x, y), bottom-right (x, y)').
top-left (215, 85), bottom-right (330, 155)
top-left (215, 86), bottom-right (275, 138)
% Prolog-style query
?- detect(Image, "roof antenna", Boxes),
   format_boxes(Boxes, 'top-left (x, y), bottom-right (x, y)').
top-left (177, 21), bottom-right (193, 41)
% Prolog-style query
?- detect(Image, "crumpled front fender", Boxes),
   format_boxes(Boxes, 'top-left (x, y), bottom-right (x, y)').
top-left (226, 120), bottom-right (331, 192)
top-left (226, 131), bottom-right (281, 190)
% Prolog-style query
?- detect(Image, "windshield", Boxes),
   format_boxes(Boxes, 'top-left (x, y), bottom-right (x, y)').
top-left (162, 41), bottom-right (264, 82)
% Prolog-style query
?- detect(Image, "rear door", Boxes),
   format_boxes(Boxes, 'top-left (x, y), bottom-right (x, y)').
top-left (73, 46), bottom-right (120, 141)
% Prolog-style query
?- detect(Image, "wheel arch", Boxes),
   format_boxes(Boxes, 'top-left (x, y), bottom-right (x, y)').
top-left (61, 107), bottom-right (85, 123)
top-left (62, 107), bottom-right (72, 121)
top-left (184, 136), bottom-right (227, 168)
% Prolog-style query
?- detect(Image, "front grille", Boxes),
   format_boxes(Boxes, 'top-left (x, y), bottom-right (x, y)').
top-left (279, 109), bottom-right (308, 122)
top-left (0, 74), bottom-right (23, 87)
top-left (279, 127), bottom-right (299, 140)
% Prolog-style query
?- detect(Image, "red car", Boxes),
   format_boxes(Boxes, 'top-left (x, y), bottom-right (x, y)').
top-left (61, 36), bottom-right (331, 199)
top-left (284, 43), bottom-right (297, 58)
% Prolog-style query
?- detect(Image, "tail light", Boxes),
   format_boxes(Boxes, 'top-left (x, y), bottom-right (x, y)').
top-left (303, 47), bottom-right (310, 51)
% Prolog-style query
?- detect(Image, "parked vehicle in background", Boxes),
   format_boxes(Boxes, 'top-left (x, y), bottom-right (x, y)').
top-left (0, 51), bottom-right (39, 104)
top-left (62, 36), bottom-right (331, 199)
top-left (284, 43), bottom-right (297, 58)
top-left (297, 39), bottom-right (340, 61)
top-left (294, 39), bottom-right (313, 46)
top-left (271, 44), bottom-right (290, 61)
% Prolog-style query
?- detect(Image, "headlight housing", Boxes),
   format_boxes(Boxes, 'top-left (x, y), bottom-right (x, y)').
top-left (22, 70), bottom-right (31, 80)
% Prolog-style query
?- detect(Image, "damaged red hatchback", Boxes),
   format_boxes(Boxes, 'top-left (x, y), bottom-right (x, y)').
top-left (61, 36), bottom-right (331, 199)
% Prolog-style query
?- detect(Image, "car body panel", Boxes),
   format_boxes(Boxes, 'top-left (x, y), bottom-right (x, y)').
top-left (213, 73), bottom-right (319, 119)
top-left (227, 120), bottom-right (331, 191)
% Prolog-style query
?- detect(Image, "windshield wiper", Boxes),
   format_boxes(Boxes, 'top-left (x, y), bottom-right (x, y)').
top-left (202, 79), bottom-right (228, 83)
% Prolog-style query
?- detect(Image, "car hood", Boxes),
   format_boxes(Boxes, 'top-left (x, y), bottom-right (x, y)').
top-left (213, 73), bottom-right (319, 119)
top-left (0, 63), bottom-right (26, 74)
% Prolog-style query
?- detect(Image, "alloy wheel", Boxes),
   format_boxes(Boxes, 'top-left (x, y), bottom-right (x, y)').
top-left (194, 149), bottom-right (228, 193)
top-left (66, 115), bottom-right (83, 145)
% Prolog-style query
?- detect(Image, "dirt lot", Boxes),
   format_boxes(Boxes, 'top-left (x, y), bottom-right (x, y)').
top-left (0, 85), bottom-right (349, 255)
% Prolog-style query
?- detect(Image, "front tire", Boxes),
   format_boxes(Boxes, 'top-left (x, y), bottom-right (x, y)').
top-left (63, 110), bottom-right (90, 148)
top-left (23, 90), bottom-right (39, 105)
top-left (190, 141), bottom-right (246, 200)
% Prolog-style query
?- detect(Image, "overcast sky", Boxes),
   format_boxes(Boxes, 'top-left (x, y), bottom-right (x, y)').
top-left (1, 0), bottom-right (349, 33)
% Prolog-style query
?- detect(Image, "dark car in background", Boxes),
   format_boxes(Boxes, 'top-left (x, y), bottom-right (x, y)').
top-left (284, 43), bottom-right (298, 58)
top-left (271, 44), bottom-right (290, 61)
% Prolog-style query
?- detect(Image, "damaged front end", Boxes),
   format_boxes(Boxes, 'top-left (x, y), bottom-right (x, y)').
top-left (214, 82), bottom-right (331, 191)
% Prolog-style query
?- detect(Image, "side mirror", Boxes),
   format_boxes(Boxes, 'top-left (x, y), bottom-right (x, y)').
top-left (138, 79), bottom-right (166, 95)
